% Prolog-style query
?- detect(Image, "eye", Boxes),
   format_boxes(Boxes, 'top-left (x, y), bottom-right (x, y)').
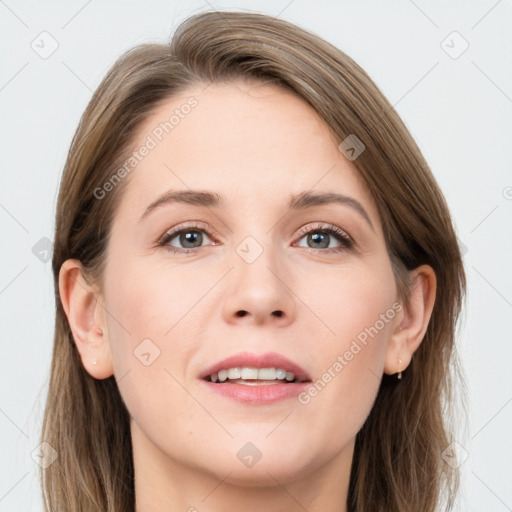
top-left (157, 222), bottom-right (215, 254)
top-left (157, 222), bottom-right (354, 255)
top-left (295, 223), bottom-right (354, 253)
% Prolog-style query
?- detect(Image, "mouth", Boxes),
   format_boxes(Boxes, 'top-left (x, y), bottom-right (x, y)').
top-left (198, 351), bottom-right (312, 404)
top-left (198, 351), bottom-right (312, 385)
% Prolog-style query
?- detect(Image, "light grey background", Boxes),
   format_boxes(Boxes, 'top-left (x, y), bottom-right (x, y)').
top-left (1, 1), bottom-right (511, 510)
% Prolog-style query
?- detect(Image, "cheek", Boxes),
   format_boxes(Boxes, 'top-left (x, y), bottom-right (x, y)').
top-left (100, 257), bottom-right (214, 432)
top-left (301, 259), bottom-right (397, 354)
top-left (294, 262), bottom-right (397, 435)
top-left (103, 257), bottom-right (212, 354)
top-left (101, 259), bottom-right (211, 446)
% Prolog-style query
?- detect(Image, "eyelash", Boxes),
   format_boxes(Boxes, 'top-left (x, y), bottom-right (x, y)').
top-left (157, 222), bottom-right (354, 255)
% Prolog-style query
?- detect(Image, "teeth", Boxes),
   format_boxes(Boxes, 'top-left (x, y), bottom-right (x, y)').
top-left (276, 368), bottom-right (287, 379)
top-left (227, 368), bottom-right (241, 379)
top-left (209, 367), bottom-right (296, 383)
top-left (241, 368), bottom-right (259, 380)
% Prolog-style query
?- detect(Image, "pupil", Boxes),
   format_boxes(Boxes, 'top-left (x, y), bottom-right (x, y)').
top-left (310, 232), bottom-right (328, 249)
top-left (181, 231), bottom-right (202, 248)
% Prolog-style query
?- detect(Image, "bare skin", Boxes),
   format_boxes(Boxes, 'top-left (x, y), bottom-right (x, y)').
top-left (59, 80), bottom-right (436, 512)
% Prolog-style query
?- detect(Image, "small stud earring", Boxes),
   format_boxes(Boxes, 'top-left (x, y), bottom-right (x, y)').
top-left (92, 359), bottom-right (98, 366)
top-left (397, 358), bottom-right (403, 380)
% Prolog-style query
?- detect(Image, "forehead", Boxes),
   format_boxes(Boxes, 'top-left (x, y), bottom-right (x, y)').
top-left (116, 80), bottom-right (378, 223)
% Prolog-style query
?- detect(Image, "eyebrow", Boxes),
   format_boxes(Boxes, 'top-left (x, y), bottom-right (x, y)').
top-left (288, 191), bottom-right (374, 230)
top-left (140, 190), bottom-right (224, 221)
top-left (140, 189), bottom-right (374, 230)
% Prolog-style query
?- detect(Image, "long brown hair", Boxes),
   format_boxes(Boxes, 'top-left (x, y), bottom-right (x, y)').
top-left (42, 10), bottom-right (467, 511)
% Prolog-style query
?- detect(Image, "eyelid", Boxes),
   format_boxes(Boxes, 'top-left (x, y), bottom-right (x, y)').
top-left (156, 221), bottom-right (218, 248)
top-left (293, 223), bottom-right (355, 253)
top-left (295, 222), bottom-right (353, 243)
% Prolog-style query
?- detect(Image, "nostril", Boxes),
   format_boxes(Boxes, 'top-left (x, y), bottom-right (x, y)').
top-left (236, 310), bottom-right (248, 317)
top-left (272, 310), bottom-right (283, 317)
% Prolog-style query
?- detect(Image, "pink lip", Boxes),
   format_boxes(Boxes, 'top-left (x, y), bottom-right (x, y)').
top-left (198, 350), bottom-right (311, 383)
top-left (199, 379), bottom-right (311, 404)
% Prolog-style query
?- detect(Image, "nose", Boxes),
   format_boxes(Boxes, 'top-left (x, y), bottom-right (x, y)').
top-left (221, 246), bottom-right (296, 327)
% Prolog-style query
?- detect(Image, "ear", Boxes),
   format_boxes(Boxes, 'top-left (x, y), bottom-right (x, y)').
top-left (384, 264), bottom-right (437, 376)
top-left (59, 259), bottom-right (114, 379)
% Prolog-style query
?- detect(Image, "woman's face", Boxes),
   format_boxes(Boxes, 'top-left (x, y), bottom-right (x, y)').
top-left (100, 80), bottom-right (401, 486)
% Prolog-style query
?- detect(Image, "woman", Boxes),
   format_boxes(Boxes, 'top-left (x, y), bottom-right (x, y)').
top-left (41, 10), bottom-right (466, 512)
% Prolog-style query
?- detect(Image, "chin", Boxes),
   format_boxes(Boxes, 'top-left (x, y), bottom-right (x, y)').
top-left (214, 457), bottom-right (313, 488)
top-left (192, 440), bottom-right (317, 488)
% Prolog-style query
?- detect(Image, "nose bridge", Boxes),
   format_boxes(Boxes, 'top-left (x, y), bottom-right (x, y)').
top-left (221, 231), bottom-right (295, 325)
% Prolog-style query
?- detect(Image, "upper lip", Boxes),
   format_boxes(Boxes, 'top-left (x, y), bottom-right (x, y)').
top-left (198, 351), bottom-right (312, 382)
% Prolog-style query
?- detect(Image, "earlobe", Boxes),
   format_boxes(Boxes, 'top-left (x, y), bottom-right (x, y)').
top-left (384, 264), bottom-right (437, 377)
top-left (58, 259), bottom-right (114, 379)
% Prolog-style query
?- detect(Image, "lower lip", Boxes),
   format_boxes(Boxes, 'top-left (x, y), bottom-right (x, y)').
top-left (199, 380), bottom-right (311, 404)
